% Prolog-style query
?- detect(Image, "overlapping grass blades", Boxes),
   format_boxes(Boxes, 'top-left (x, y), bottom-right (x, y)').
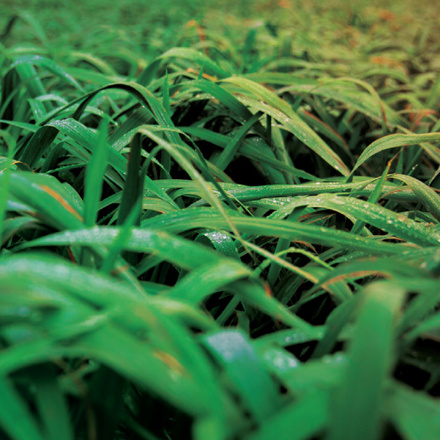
top-left (1, 1), bottom-right (440, 439)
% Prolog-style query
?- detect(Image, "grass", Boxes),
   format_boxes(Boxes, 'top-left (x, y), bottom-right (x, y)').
top-left (1, 0), bottom-right (440, 439)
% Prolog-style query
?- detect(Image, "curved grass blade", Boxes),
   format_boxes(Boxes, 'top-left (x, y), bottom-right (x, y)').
top-left (160, 48), bottom-right (231, 78)
top-left (327, 282), bottom-right (404, 440)
top-left (214, 111), bottom-right (262, 171)
top-left (19, 126), bottom-right (58, 169)
top-left (246, 391), bottom-right (328, 440)
top-left (390, 385), bottom-right (440, 440)
top-left (141, 207), bottom-right (414, 255)
top-left (352, 133), bottom-right (440, 174)
top-left (0, 376), bottom-right (44, 440)
top-left (391, 173), bottom-right (440, 222)
top-left (281, 194), bottom-right (440, 246)
top-left (18, 227), bottom-right (317, 335)
top-left (201, 330), bottom-right (282, 420)
top-left (166, 261), bottom-right (251, 304)
top-left (11, 55), bottom-right (84, 92)
top-left (6, 171), bottom-right (83, 230)
top-left (195, 230), bottom-right (240, 260)
top-left (223, 77), bottom-right (350, 175)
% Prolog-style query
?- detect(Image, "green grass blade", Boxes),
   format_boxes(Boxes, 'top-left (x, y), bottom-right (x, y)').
top-left (83, 119), bottom-right (109, 227)
top-left (390, 385), bottom-right (440, 440)
top-left (223, 77), bottom-right (350, 175)
top-left (0, 376), bottom-right (44, 440)
top-left (32, 365), bottom-right (74, 440)
top-left (353, 133), bottom-right (440, 173)
top-left (327, 282), bottom-right (404, 440)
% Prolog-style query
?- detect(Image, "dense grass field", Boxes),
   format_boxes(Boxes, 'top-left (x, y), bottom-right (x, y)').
top-left (1, 1), bottom-right (440, 439)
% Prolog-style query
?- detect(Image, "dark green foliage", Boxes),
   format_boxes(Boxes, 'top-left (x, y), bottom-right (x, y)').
top-left (1, 1), bottom-right (440, 439)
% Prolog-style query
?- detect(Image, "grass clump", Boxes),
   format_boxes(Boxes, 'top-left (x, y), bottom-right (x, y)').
top-left (1, 1), bottom-right (440, 439)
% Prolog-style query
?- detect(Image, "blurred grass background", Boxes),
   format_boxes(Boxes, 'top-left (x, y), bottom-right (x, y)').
top-left (2, 0), bottom-right (438, 84)
top-left (1, 0), bottom-right (438, 58)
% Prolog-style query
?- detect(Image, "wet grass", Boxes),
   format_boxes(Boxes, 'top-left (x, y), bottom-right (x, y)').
top-left (1, 1), bottom-right (440, 439)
